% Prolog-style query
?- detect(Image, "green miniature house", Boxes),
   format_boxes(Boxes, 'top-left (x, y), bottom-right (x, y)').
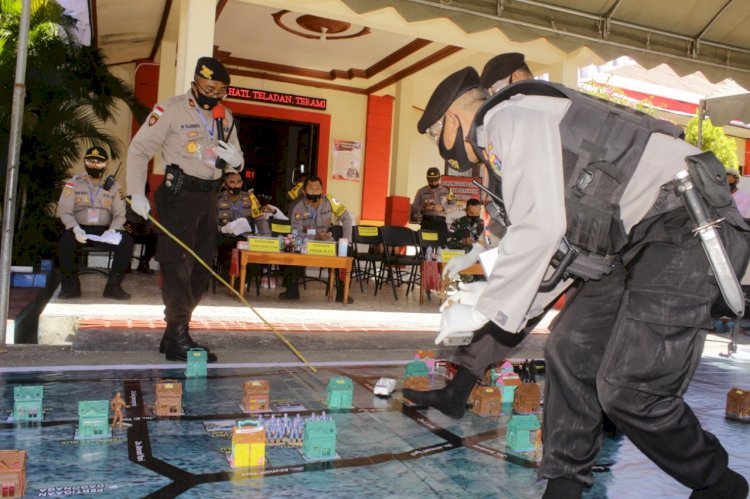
top-left (326, 376), bottom-right (353, 410)
top-left (185, 348), bottom-right (208, 377)
top-left (77, 400), bottom-right (110, 439)
top-left (506, 414), bottom-right (541, 453)
top-left (13, 386), bottom-right (43, 422)
top-left (403, 360), bottom-right (429, 379)
top-left (303, 419), bottom-right (337, 460)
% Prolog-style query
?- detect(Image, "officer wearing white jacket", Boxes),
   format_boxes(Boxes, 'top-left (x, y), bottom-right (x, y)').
top-left (409, 66), bottom-right (749, 499)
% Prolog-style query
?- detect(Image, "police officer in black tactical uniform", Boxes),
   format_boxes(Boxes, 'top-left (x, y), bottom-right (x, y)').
top-left (127, 57), bottom-right (244, 363)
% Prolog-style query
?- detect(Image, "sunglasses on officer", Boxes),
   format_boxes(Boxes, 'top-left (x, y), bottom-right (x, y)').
top-left (192, 79), bottom-right (228, 98)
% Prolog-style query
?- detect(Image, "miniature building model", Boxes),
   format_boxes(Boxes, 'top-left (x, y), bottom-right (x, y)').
top-left (243, 380), bottom-right (271, 413)
top-left (414, 350), bottom-right (436, 375)
top-left (513, 383), bottom-right (542, 415)
top-left (470, 386), bottom-right (502, 417)
top-left (231, 420), bottom-right (266, 468)
top-left (326, 377), bottom-right (353, 410)
top-left (496, 372), bottom-right (521, 405)
top-left (726, 387), bottom-right (750, 421)
top-left (402, 375), bottom-right (431, 391)
top-left (404, 360), bottom-right (430, 379)
top-left (185, 349), bottom-right (208, 377)
top-left (303, 417), bottom-right (337, 460)
top-left (0, 450), bottom-right (26, 499)
top-left (78, 400), bottom-right (110, 438)
top-left (12, 386), bottom-right (43, 422)
top-left (506, 414), bottom-right (542, 453)
top-left (155, 382), bottom-right (183, 416)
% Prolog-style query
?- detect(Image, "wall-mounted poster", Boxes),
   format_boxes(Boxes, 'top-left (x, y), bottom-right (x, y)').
top-left (332, 140), bottom-right (362, 182)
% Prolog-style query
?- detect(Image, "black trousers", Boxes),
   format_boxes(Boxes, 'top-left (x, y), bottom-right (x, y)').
top-left (540, 208), bottom-right (750, 489)
top-left (58, 225), bottom-right (135, 275)
top-left (155, 184), bottom-right (218, 325)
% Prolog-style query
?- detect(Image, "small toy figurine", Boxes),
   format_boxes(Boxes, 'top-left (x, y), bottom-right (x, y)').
top-left (110, 392), bottom-right (131, 429)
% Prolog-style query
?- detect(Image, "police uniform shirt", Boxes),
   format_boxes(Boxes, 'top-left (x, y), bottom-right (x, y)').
top-left (410, 185), bottom-right (453, 219)
top-left (290, 194), bottom-right (353, 241)
top-left (58, 174), bottom-right (126, 230)
top-left (473, 94), bottom-right (701, 333)
top-left (126, 91), bottom-right (244, 196)
top-left (217, 190), bottom-right (269, 236)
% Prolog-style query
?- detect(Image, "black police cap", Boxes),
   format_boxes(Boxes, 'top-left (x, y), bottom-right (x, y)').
top-left (480, 52), bottom-right (525, 88)
top-left (195, 57), bottom-right (230, 84)
top-left (84, 146), bottom-right (108, 161)
top-left (417, 67), bottom-right (481, 134)
top-left (426, 167), bottom-right (441, 179)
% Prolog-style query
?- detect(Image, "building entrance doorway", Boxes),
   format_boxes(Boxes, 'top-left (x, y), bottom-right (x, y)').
top-left (235, 116), bottom-right (318, 213)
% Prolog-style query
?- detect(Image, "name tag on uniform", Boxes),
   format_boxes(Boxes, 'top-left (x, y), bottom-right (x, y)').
top-left (87, 208), bottom-right (99, 224)
top-left (307, 228), bottom-right (316, 236)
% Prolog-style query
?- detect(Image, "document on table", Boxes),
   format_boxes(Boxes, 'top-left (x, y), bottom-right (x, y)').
top-left (87, 231), bottom-right (122, 245)
top-left (226, 217), bottom-right (252, 235)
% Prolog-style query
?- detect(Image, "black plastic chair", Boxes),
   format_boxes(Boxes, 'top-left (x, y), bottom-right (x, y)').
top-left (378, 225), bottom-right (422, 300)
top-left (351, 225), bottom-right (384, 292)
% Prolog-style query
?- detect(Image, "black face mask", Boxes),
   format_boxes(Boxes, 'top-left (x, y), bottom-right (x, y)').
top-left (192, 88), bottom-right (221, 110)
top-left (729, 182), bottom-right (737, 191)
top-left (438, 121), bottom-right (477, 172)
top-left (306, 194), bottom-right (321, 203)
top-left (428, 182), bottom-right (440, 189)
top-left (85, 167), bottom-right (105, 179)
top-left (228, 187), bottom-right (241, 196)
top-left (468, 216), bottom-right (480, 222)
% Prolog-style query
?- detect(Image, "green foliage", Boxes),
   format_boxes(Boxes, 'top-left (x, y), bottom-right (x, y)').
top-left (0, 0), bottom-right (147, 264)
top-left (579, 79), bottom-right (657, 115)
top-left (684, 114), bottom-right (739, 170)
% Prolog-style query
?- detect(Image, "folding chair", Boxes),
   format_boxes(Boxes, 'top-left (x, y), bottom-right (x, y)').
top-left (351, 225), bottom-right (384, 292)
top-left (377, 225), bottom-right (422, 300)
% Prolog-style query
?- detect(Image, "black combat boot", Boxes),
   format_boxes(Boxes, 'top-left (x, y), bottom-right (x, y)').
top-left (335, 286), bottom-right (354, 304)
top-left (103, 272), bottom-right (131, 300)
top-left (690, 468), bottom-right (749, 499)
top-left (542, 478), bottom-right (585, 499)
top-left (402, 366), bottom-right (478, 419)
top-left (279, 280), bottom-right (300, 300)
top-left (59, 274), bottom-right (81, 299)
top-left (164, 324), bottom-right (217, 363)
top-left (159, 322), bottom-right (214, 354)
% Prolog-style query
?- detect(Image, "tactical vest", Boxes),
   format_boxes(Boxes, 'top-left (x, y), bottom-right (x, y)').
top-left (471, 80), bottom-right (684, 258)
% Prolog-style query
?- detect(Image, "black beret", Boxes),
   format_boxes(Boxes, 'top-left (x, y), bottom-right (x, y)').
top-left (480, 52), bottom-right (525, 88)
top-left (417, 67), bottom-right (481, 134)
top-left (426, 167), bottom-right (441, 179)
top-left (84, 146), bottom-right (108, 161)
top-left (195, 57), bottom-right (230, 84)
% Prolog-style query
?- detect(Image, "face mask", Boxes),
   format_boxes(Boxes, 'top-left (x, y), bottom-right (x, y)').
top-left (729, 182), bottom-right (737, 190)
top-left (85, 167), bottom-right (105, 178)
top-left (306, 194), bottom-right (321, 203)
top-left (438, 121), bottom-right (477, 172)
top-left (428, 182), bottom-right (439, 189)
top-left (228, 187), bottom-right (241, 196)
top-left (192, 88), bottom-right (221, 110)
top-left (468, 216), bottom-right (480, 222)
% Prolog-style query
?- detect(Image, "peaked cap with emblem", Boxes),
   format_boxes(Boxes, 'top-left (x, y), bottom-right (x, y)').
top-left (426, 167), bottom-right (441, 179)
top-left (417, 67), bottom-right (481, 134)
top-left (480, 52), bottom-right (525, 88)
top-left (194, 57), bottom-right (230, 84)
top-left (84, 146), bottom-right (108, 161)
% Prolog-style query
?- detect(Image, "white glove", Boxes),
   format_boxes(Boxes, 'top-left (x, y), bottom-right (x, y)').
top-left (435, 303), bottom-right (489, 346)
top-left (439, 281), bottom-right (487, 312)
top-left (72, 226), bottom-right (87, 244)
top-left (443, 243), bottom-right (483, 280)
top-left (220, 224), bottom-right (234, 235)
top-left (130, 194), bottom-right (151, 219)
top-left (216, 140), bottom-right (243, 168)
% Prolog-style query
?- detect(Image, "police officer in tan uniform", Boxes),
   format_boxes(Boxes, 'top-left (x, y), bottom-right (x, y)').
top-left (57, 146), bottom-right (134, 299)
top-left (127, 57), bottom-right (244, 363)
top-left (280, 175), bottom-right (353, 302)
top-left (410, 167), bottom-right (454, 232)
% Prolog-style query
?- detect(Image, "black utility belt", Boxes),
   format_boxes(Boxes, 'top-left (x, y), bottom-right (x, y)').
top-left (163, 164), bottom-right (222, 194)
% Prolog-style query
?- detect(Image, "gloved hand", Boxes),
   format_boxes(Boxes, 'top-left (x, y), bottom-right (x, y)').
top-left (220, 223), bottom-right (235, 235)
top-left (435, 303), bottom-right (489, 346)
top-left (442, 243), bottom-right (483, 280)
top-left (102, 229), bottom-right (118, 238)
top-left (129, 194), bottom-right (151, 219)
top-left (439, 281), bottom-right (488, 312)
top-left (216, 140), bottom-right (243, 168)
top-left (72, 226), bottom-right (87, 244)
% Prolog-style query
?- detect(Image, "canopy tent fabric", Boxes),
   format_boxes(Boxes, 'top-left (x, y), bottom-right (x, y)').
top-left (702, 93), bottom-right (750, 126)
top-left (339, 0), bottom-right (750, 89)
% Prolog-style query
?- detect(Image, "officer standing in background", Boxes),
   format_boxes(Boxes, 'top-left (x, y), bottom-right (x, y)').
top-left (57, 146), bottom-right (134, 300)
top-left (127, 57), bottom-right (244, 363)
top-left (410, 167), bottom-right (453, 228)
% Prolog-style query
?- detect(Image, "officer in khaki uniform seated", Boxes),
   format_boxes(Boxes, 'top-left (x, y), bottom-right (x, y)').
top-left (57, 146), bottom-right (134, 299)
top-left (410, 167), bottom-right (454, 232)
top-left (280, 175), bottom-right (353, 302)
top-left (126, 56), bottom-right (244, 363)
